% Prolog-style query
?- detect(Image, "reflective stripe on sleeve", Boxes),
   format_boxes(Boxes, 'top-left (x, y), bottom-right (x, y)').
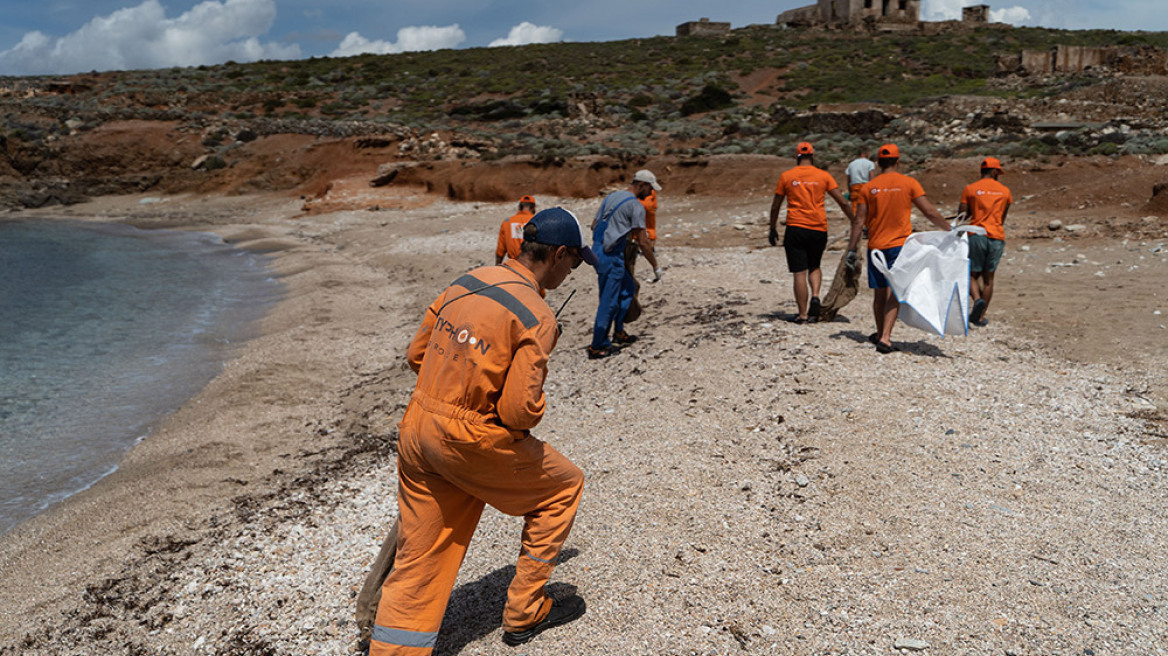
top-left (371, 625), bottom-right (439, 649)
top-left (522, 549), bottom-right (555, 564)
top-left (452, 274), bottom-right (540, 329)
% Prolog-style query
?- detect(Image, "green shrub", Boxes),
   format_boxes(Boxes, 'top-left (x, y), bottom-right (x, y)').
top-left (680, 85), bottom-right (734, 117)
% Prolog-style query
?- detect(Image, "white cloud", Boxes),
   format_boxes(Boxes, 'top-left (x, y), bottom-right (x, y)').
top-left (990, 6), bottom-right (1033, 24)
top-left (0, 0), bottom-right (299, 76)
top-left (488, 22), bottom-right (564, 48)
top-left (923, 0), bottom-right (1032, 24)
top-left (330, 25), bottom-right (466, 57)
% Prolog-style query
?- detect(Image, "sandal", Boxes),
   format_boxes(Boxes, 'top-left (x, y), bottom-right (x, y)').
top-left (612, 331), bottom-right (638, 344)
top-left (587, 345), bottom-right (620, 360)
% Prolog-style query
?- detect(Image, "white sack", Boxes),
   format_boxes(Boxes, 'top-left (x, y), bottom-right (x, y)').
top-left (870, 225), bottom-right (986, 337)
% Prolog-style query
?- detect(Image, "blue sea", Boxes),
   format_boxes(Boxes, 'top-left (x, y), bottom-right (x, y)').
top-left (0, 219), bottom-right (282, 536)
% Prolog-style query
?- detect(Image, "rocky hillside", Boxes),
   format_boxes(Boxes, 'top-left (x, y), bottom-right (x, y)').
top-left (2, 24), bottom-right (1167, 209)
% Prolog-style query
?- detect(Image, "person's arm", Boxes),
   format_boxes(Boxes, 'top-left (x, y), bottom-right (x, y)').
top-left (495, 222), bottom-right (508, 265)
top-left (913, 196), bottom-right (951, 231)
top-left (497, 323), bottom-right (556, 431)
top-left (407, 293), bottom-right (444, 373)
top-left (957, 201), bottom-right (969, 221)
top-left (768, 193), bottom-right (785, 246)
top-left (633, 227), bottom-right (660, 273)
top-left (1000, 202), bottom-right (1010, 227)
top-left (846, 203), bottom-right (866, 254)
top-left (828, 187), bottom-right (856, 224)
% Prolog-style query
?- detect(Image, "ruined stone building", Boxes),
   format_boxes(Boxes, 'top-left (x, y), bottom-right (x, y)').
top-left (676, 18), bottom-right (732, 37)
top-left (962, 4), bottom-right (990, 23)
top-left (1009, 44), bottom-right (1168, 75)
top-left (777, 0), bottom-right (922, 31)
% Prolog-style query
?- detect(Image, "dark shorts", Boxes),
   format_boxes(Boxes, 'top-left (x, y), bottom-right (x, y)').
top-left (868, 246), bottom-right (902, 289)
top-left (783, 225), bottom-right (828, 273)
top-left (968, 234), bottom-right (1004, 273)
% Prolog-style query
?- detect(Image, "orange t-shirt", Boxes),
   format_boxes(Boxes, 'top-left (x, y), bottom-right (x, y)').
top-left (774, 166), bottom-right (838, 232)
top-left (495, 210), bottom-right (533, 260)
top-left (857, 171), bottom-right (926, 250)
top-left (960, 178), bottom-right (1012, 241)
top-left (639, 190), bottom-right (658, 241)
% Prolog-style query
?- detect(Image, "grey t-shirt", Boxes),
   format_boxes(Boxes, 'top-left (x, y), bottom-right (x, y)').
top-left (593, 190), bottom-right (646, 254)
top-left (845, 157), bottom-right (876, 186)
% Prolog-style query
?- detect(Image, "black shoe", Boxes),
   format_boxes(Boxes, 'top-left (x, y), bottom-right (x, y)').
top-left (808, 296), bottom-right (821, 321)
top-left (612, 331), bottom-right (638, 344)
top-left (502, 595), bottom-right (586, 646)
top-left (970, 298), bottom-right (987, 324)
top-left (875, 341), bottom-right (899, 354)
top-left (867, 332), bottom-right (880, 345)
top-left (586, 345), bottom-right (620, 359)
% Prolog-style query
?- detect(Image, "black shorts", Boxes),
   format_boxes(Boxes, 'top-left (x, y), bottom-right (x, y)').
top-left (783, 225), bottom-right (828, 273)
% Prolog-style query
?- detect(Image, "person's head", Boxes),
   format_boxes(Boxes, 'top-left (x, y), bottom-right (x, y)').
top-left (876, 143), bottom-right (900, 171)
top-left (980, 157), bottom-right (1003, 180)
top-left (519, 207), bottom-right (597, 290)
top-left (796, 141), bottom-right (814, 165)
top-left (518, 194), bottom-right (536, 213)
top-left (631, 169), bottom-right (662, 200)
top-left (859, 145), bottom-right (870, 159)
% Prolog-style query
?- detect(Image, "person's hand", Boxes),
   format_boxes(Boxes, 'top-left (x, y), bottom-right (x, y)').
top-left (652, 267), bottom-right (663, 283)
top-left (768, 227), bottom-right (779, 247)
top-left (845, 249), bottom-right (859, 271)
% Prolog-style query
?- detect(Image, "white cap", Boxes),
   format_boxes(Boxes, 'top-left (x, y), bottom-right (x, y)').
top-left (633, 169), bottom-right (662, 191)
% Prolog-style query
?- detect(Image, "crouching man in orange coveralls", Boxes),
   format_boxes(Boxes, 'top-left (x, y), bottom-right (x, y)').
top-left (369, 207), bottom-right (596, 654)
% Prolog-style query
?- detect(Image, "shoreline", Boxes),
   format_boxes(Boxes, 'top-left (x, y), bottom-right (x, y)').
top-left (0, 192), bottom-right (426, 648)
top-left (3, 189), bottom-right (1167, 654)
top-left (0, 216), bottom-right (282, 538)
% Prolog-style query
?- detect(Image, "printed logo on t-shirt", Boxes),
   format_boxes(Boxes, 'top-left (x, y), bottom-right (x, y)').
top-left (510, 223), bottom-right (524, 239)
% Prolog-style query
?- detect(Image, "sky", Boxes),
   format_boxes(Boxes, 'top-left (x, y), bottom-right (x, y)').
top-left (0, 0), bottom-right (1164, 76)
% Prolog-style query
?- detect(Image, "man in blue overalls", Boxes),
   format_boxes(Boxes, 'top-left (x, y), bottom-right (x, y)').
top-left (588, 169), bottom-right (662, 359)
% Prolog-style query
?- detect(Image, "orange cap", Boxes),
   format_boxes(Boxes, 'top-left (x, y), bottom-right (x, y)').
top-left (981, 157), bottom-right (1003, 171)
top-left (878, 143), bottom-right (900, 158)
top-left (796, 141), bottom-right (814, 155)
top-left (519, 195), bottom-right (535, 205)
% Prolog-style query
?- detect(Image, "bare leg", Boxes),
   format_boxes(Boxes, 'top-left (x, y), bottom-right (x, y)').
top-left (980, 271), bottom-right (996, 314)
top-left (809, 268), bottom-right (822, 300)
top-left (875, 287), bottom-right (898, 346)
top-left (793, 270), bottom-right (809, 319)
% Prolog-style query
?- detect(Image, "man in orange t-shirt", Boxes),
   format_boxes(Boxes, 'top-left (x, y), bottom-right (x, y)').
top-left (845, 143), bottom-right (951, 353)
top-left (495, 195), bottom-right (537, 264)
top-left (958, 157), bottom-right (1012, 327)
top-left (769, 141), bottom-right (857, 323)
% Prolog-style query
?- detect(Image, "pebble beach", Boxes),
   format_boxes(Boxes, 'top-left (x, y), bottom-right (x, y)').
top-left (2, 191), bottom-right (1167, 655)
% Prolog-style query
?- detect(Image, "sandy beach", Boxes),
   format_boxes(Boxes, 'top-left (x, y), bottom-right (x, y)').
top-left (2, 176), bottom-right (1167, 655)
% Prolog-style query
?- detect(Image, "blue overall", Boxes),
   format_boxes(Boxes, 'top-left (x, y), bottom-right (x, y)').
top-left (591, 197), bottom-right (637, 350)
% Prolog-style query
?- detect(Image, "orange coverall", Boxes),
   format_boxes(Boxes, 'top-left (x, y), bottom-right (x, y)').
top-left (495, 209), bottom-right (534, 261)
top-left (639, 189), bottom-right (658, 241)
top-left (370, 260), bottom-right (584, 655)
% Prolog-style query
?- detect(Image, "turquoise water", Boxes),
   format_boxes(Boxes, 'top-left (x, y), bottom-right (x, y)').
top-left (0, 219), bottom-right (282, 536)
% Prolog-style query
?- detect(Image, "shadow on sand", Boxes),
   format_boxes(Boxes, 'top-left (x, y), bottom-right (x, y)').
top-left (829, 329), bottom-right (951, 358)
top-left (435, 548), bottom-right (580, 654)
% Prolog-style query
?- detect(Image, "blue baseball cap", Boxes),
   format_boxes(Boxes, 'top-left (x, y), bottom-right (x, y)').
top-left (525, 207), bottom-right (597, 266)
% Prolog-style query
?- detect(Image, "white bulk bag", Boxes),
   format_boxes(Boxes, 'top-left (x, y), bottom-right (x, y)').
top-left (870, 225), bottom-right (986, 337)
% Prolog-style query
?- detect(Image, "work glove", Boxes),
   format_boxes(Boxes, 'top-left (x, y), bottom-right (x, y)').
top-left (845, 249), bottom-right (859, 271)
top-left (652, 267), bottom-right (663, 283)
top-left (768, 227), bottom-right (779, 247)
